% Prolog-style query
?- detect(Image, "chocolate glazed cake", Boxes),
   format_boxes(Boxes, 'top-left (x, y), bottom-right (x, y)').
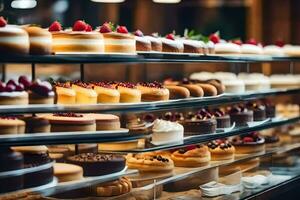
top-left (229, 106), bottom-right (253, 127)
top-left (213, 108), bottom-right (231, 128)
top-left (247, 102), bottom-right (266, 121)
top-left (0, 147), bottom-right (24, 193)
top-left (67, 153), bottom-right (125, 177)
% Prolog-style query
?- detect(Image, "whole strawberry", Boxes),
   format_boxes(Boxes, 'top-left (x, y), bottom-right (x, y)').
top-left (73, 20), bottom-right (87, 31)
top-left (166, 33), bottom-right (175, 40)
top-left (0, 17), bottom-right (7, 27)
top-left (117, 26), bottom-right (128, 34)
top-left (209, 32), bottom-right (220, 44)
top-left (85, 24), bottom-right (92, 32)
top-left (246, 38), bottom-right (258, 45)
top-left (48, 21), bottom-right (62, 32)
top-left (99, 22), bottom-right (112, 33)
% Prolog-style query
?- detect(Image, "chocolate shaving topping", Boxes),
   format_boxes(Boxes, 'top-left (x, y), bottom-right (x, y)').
top-left (116, 82), bottom-right (136, 89)
top-left (72, 80), bottom-right (93, 89)
top-left (53, 112), bottom-right (83, 118)
top-left (138, 81), bottom-right (164, 89)
top-left (92, 82), bottom-right (115, 89)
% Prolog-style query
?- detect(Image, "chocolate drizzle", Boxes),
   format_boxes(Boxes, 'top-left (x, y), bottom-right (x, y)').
top-left (53, 112), bottom-right (83, 118)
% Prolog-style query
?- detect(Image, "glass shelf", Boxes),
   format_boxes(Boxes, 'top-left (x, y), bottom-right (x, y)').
top-left (100, 116), bottom-right (300, 153)
top-left (0, 88), bottom-right (298, 114)
top-left (0, 54), bottom-right (299, 64)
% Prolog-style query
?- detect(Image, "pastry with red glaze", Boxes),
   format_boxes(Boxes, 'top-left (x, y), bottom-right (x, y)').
top-left (50, 20), bottom-right (104, 53)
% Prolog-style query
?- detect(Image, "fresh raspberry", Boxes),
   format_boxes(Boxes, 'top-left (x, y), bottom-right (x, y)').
top-left (48, 21), bottom-right (62, 32)
top-left (72, 20), bottom-right (87, 31)
top-left (166, 33), bottom-right (175, 40)
top-left (243, 137), bottom-right (254, 143)
top-left (209, 32), bottom-right (220, 44)
top-left (0, 17), bottom-right (7, 27)
top-left (134, 29), bottom-right (144, 37)
top-left (232, 39), bottom-right (242, 45)
top-left (85, 24), bottom-right (92, 32)
top-left (99, 23), bottom-right (112, 33)
top-left (117, 26), bottom-right (128, 34)
top-left (246, 38), bottom-right (258, 45)
top-left (275, 40), bottom-right (285, 47)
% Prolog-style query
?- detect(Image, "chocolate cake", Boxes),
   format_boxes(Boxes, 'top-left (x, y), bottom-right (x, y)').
top-left (0, 147), bottom-right (24, 193)
top-left (67, 153), bottom-right (125, 177)
top-left (262, 100), bottom-right (276, 118)
top-left (213, 108), bottom-right (231, 128)
top-left (247, 102), bottom-right (266, 121)
top-left (229, 106), bottom-right (253, 127)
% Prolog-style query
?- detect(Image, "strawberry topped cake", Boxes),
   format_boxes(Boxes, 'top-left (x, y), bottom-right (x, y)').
top-left (134, 30), bottom-right (151, 52)
top-left (99, 22), bottom-right (135, 54)
top-left (240, 39), bottom-right (263, 54)
top-left (161, 33), bottom-right (184, 53)
top-left (49, 20), bottom-right (104, 53)
top-left (0, 16), bottom-right (30, 55)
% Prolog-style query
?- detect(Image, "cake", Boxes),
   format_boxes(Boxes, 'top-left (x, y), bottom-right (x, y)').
top-left (214, 42), bottom-right (241, 54)
top-left (204, 41), bottom-right (215, 54)
top-left (207, 139), bottom-right (235, 161)
top-left (12, 146), bottom-right (54, 188)
top-left (85, 113), bottom-right (120, 130)
top-left (54, 82), bottom-right (76, 104)
top-left (240, 41), bottom-right (263, 54)
top-left (161, 33), bottom-right (184, 53)
top-left (171, 145), bottom-right (211, 167)
top-left (41, 113), bottom-right (96, 132)
top-left (54, 163), bottom-right (83, 182)
top-left (264, 134), bottom-right (280, 148)
top-left (182, 110), bottom-right (217, 136)
top-left (270, 74), bottom-right (300, 89)
top-left (134, 30), bottom-right (151, 52)
top-left (0, 17), bottom-right (30, 55)
top-left (23, 25), bottom-right (52, 55)
top-left (72, 81), bottom-right (97, 104)
top-left (263, 45), bottom-right (283, 55)
top-left (0, 79), bottom-right (29, 105)
top-left (92, 177), bottom-right (132, 197)
top-left (151, 119), bottom-right (184, 145)
top-left (237, 73), bottom-right (270, 91)
top-left (116, 82), bottom-right (141, 103)
top-left (145, 34), bottom-right (162, 51)
top-left (137, 82), bottom-right (169, 101)
top-left (246, 102), bottom-right (267, 121)
top-left (181, 39), bottom-right (204, 54)
top-left (67, 153), bottom-right (126, 176)
top-left (213, 108), bottom-right (231, 128)
top-left (232, 132), bottom-right (265, 154)
top-left (28, 79), bottom-right (54, 104)
top-left (262, 100), bottom-right (276, 118)
top-left (19, 116), bottom-right (50, 133)
top-left (92, 82), bottom-right (120, 103)
top-left (229, 105), bottom-right (254, 127)
top-left (126, 153), bottom-right (174, 173)
top-left (0, 116), bottom-right (25, 134)
top-left (50, 20), bottom-right (104, 53)
top-left (99, 22), bottom-right (135, 54)
top-left (0, 147), bottom-right (24, 193)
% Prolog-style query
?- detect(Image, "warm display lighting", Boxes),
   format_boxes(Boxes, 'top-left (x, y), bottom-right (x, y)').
top-left (11, 0), bottom-right (37, 9)
top-left (90, 0), bottom-right (125, 3)
top-left (153, 0), bottom-right (181, 3)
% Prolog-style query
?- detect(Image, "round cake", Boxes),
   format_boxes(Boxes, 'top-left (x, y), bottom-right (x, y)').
top-left (12, 146), bottom-right (54, 188)
top-left (54, 163), bottom-right (83, 182)
top-left (232, 132), bottom-right (265, 154)
top-left (137, 82), bottom-right (170, 101)
top-left (213, 108), bottom-right (231, 128)
top-left (0, 17), bottom-right (29, 55)
top-left (240, 44), bottom-right (263, 54)
top-left (207, 139), bottom-right (235, 161)
top-left (85, 113), bottom-right (120, 131)
top-left (171, 145), bottom-right (211, 167)
top-left (246, 102), bottom-right (266, 121)
top-left (229, 106), bottom-right (254, 127)
top-left (28, 79), bottom-right (54, 104)
top-left (0, 79), bottom-right (29, 105)
top-left (50, 20), bottom-right (104, 53)
top-left (263, 45), bottom-right (283, 55)
top-left (151, 119), bottom-right (184, 145)
top-left (126, 153), bottom-right (174, 173)
top-left (54, 82), bottom-right (76, 104)
top-left (116, 82), bottom-right (141, 103)
top-left (23, 26), bottom-right (52, 55)
top-left (67, 153), bottom-right (126, 176)
top-left (20, 116), bottom-right (50, 133)
top-left (0, 116), bottom-right (25, 135)
top-left (100, 23), bottom-right (135, 54)
top-left (41, 112), bottom-right (96, 132)
top-left (72, 81), bottom-right (97, 104)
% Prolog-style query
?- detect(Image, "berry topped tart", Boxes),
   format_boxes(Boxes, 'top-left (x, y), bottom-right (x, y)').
top-left (240, 38), bottom-right (263, 54)
top-left (134, 29), bottom-right (151, 52)
top-left (161, 33), bottom-right (184, 53)
top-left (210, 32), bottom-right (241, 54)
top-left (49, 20), bottom-right (104, 53)
top-left (207, 139), bottom-right (235, 161)
top-left (99, 22), bottom-right (135, 54)
top-left (0, 78), bottom-right (29, 105)
top-left (232, 132), bottom-right (265, 154)
top-left (0, 16), bottom-right (30, 55)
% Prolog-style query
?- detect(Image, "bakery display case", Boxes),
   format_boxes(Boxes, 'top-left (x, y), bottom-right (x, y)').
top-left (0, 0), bottom-right (300, 199)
